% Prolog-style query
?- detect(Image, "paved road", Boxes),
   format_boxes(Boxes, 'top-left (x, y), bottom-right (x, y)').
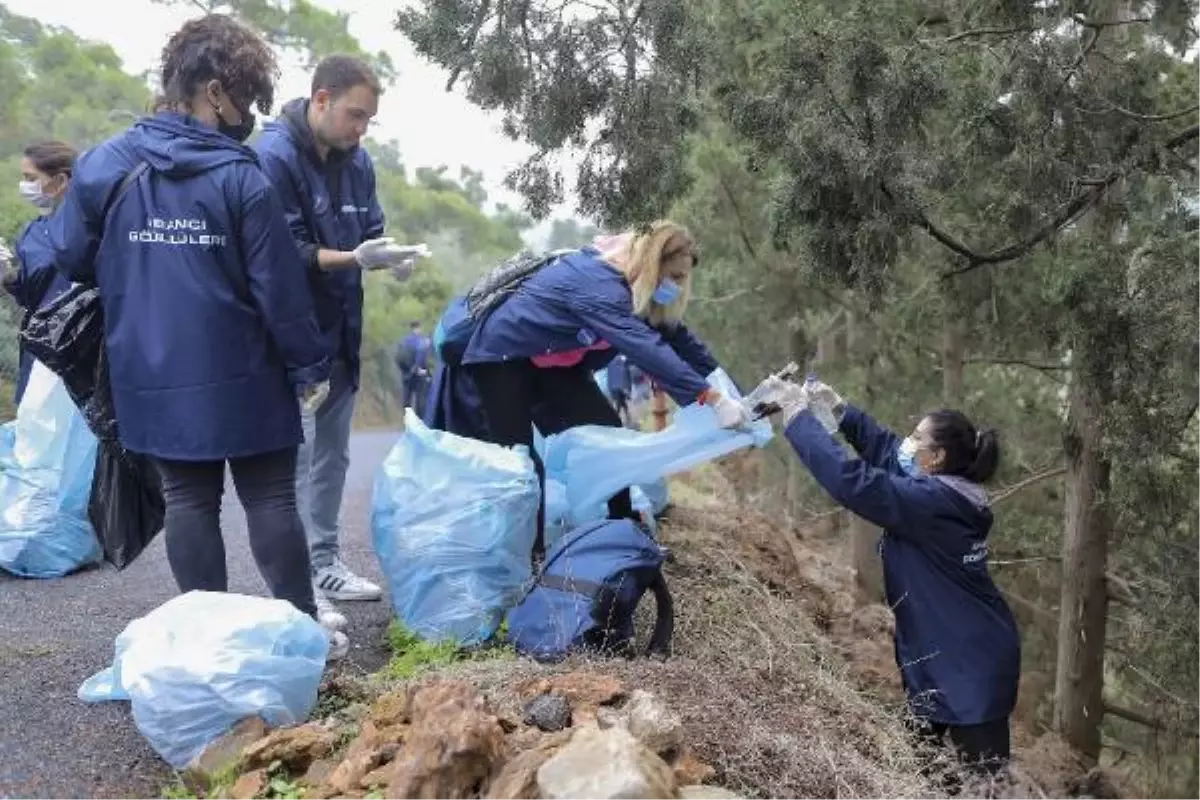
top-left (0, 431), bottom-right (400, 799)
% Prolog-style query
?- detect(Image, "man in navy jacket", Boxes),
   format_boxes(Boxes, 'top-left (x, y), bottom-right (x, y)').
top-left (256, 55), bottom-right (416, 613)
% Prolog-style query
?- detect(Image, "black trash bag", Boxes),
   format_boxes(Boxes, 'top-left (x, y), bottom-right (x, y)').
top-left (19, 285), bottom-right (119, 442)
top-left (88, 441), bottom-right (165, 570)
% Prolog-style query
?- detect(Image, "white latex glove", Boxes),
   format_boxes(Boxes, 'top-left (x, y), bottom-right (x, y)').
top-left (388, 255), bottom-right (419, 282)
top-left (748, 376), bottom-right (808, 426)
top-left (300, 380), bottom-right (330, 413)
top-left (355, 238), bottom-right (431, 271)
top-left (804, 380), bottom-right (846, 433)
top-left (709, 391), bottom-right (754, 430)
top-left (0, 238), bottom-right (13, 270)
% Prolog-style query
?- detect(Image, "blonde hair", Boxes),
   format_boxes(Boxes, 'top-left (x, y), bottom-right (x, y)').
top-left (600, 220), bottom-right (694, 326)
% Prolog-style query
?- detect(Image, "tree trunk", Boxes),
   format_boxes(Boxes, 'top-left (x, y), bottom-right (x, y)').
top-left (941, 310), bottom-right (966, 406)
top-left (1053, 361), bottom-right (1112, 759)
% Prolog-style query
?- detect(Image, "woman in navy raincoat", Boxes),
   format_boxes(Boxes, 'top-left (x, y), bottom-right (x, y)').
top-left (755, 376), bottom-right (1020, 777)
top-left (3, 141), bottom-right (77, 404)
top-left (45, 15), bottom-right (343, 656)
top-left (432, 220), bottom-right (751, 553)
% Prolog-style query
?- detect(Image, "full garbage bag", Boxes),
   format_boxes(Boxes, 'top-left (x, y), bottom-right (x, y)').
top-left (371, 409), bottom-right (539, 645)
top-left (78, 591), bottom-right (329, 768)
top-left (542, 368), bottom-right (771, 524)
top-left (0, 361), bottom-right (100, 577)
top-left (88, 441), bottom-right (165, 570)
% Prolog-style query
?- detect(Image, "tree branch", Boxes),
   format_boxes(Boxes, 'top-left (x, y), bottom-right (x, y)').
top-left (936, 26), bottom-right (1035, 44)
top-left (692, 285), bottom-right (764, 305)
top-left (1076, 99), bottom-right (1200, 123)
top-left (1072, 14), bottom-right (1154, 29)
top-left (990, 466), bottom-right (1067, 505)
top-left (446, 0), bottom-right (493, 91)
top-left (965, 355), bottom-right (1069, 372)
top-left (1103, 700), bottom-right (1168, 731)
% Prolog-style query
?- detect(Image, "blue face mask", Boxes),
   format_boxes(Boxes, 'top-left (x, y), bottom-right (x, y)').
top-left (652, 279), bottom-right (682, 306)
top-left (898, 436), bottom-right (924, 477)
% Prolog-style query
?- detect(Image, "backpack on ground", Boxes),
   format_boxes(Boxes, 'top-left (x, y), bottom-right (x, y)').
top-left (506, 519), bottom-right (674, 662)
top-left (433, 249), bottom-right (571, 366)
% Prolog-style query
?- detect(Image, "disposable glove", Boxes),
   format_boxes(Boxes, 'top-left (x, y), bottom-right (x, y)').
top-left (0, 237), bottom-right (12, 270)
top-left (748, 376), bottom-right (809, 426)
top-left (300, 380), bottom-right (330, 413)
top-left (708, 390), bottom-right (754, 430)
top-left (803, 379), bottom-right (846, 434)
top-left (355, 239), bottom-right (431, 271)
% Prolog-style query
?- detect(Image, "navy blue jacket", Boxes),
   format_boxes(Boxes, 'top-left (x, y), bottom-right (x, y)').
top-left (462, 248), bottom-right (718, 406)
top-left (45, 112), bottom-right (329, 461)
top-left (254, 99), bottom-right (385, 388)
top-left (398, 331), bottom-right (431, 376)
top-left (785, 406), bottom-right (1020, 725)
top-left (606, 355), bottom-right (632, 394)
top-left (6, 217), bottom-right (73, 403)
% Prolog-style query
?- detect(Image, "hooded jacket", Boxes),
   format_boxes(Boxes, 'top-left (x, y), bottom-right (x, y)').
top-left (784, 406), bottom-right (1021, 726)
top-left (7, 217), bottom-right (73, 403)
top-left (254, 99), bottom-right (386, 388)
top-left (45, 111), bottom-right (329, 460)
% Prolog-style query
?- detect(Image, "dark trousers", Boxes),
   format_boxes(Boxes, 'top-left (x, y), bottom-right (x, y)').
top-left (468, 360), bottom-right (636, 555)
top-left (156, 447), bottom-right (317, 618)
top-left (914, 715), bottom-right (1011, 791)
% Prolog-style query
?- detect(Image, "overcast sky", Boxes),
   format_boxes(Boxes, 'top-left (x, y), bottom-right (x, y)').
top-left (7, 0), bottom-right (582, 234)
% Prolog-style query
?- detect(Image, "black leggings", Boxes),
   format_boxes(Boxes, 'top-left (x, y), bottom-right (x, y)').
top-left (155, 447), bottom-right (317, 618)
top-left (468, 360), bottom-right (637, 554)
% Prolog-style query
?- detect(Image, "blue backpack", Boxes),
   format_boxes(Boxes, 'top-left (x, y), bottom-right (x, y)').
top-left (433, 248), bottom-right (572, 366)
top-left (506, 519), bottom-right (675, 662)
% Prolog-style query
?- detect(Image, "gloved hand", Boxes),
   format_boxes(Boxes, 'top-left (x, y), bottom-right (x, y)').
top-left (0, 238), bottom-right (13, 270)
top-left (708, 390), bottom-right (754, 430)
top-left (804, 379), bottom-right (846, 434)
top-left (388, 255), bottom-right (419, 282)
top-left (355, 238), bottom-right (431, 271)
top-left (300, 380), bottom-right (330, 413)
top-left (749, 376), bottom-right (808, 426)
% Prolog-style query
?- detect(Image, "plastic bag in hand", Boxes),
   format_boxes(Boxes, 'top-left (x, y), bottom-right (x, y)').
top-left (371, 409), bottom-right (539, 645)
top-left (0, 361), bottom-right (100, 578)
top-left (78, 591), bottom-right (329, 768)
top-left (542, 368), bottom-right (771, 525)
top-left (20, 285), bottom-right (104, 412)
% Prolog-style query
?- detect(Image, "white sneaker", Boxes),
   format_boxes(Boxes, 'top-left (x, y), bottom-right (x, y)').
top-left (324, 627), bottom-right (349, 662)
top-left (313, 580), bottom-right (347, 631)
top-left (315, 558), bottom-right (383, 601)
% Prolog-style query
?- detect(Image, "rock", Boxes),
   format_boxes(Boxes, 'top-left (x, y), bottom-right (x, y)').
top-left (345, 719), bottom-right (409, 761)
top-left (520, 672), bottom-right (626, 710)
top-left (383, 681), bottom-right (506, 798)
top-left (522, 693), bottom-right (572, 732)
top-left (537, 725), bottom-right (677, 799)
top-left (623, 690), bottom-right (684, 757)
top-left (242, 723), bottom-right (336, 772)
top-left (230, 768), bottom-right (269, 800)
top-left (183, 716), bottom-right (270, 793)
top-left (672, 749), bottom-right (716, 786)
top-left (366, 688), bottom-right (412, 728)
top-left (678, 786), bottom-right (741, 799)
top-left (302, 758), bottom-right (338, 787)
top-left (325, 744), bottom-right (400, 794)
top-left (486, 731), bottom-right (573, 800)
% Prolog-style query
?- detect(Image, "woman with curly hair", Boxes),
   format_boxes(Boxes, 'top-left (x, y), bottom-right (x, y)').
top-left (46, 15), bottom-right (343, 656)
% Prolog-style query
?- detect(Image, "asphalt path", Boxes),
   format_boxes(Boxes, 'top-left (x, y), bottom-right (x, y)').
top-left (0, 431), bottom-right (399, 799)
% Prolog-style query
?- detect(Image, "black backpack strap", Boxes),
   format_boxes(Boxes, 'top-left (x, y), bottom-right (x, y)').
top-left (114, 162), bottom-right (150, 204)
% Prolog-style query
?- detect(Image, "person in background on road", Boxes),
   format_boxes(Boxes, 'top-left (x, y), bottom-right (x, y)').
top-left (438, 220), bottom-right (750, 556)
top-left (255, 54), bottom-right (417, 623)
top-left (394, 320), bottom-right (431, 416)
top-left (605, 353), bottom-right (633, 426)
top-left (3, 141), bottom-right (78, 405)
top-left (755, 376), bottom-right (1020, 781)
top-left (44, 14), bottom-right (346, 658)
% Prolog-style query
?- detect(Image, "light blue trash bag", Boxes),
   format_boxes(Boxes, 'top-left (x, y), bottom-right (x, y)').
top-left (79, 591), bottom-right (329, 769)
top-left (372, 409), bottom-right (539, 645)
top-left (542, 368), bottom-right (771, 523)
top-left (0, 361), bottom-right (100, 578)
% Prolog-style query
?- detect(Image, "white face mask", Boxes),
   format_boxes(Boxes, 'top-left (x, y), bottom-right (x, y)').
top-left (18, 179), bottom-right (53, 210)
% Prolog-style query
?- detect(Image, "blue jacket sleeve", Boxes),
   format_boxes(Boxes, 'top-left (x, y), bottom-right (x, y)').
top-left (659, 322), bottom-right (720, 377)
top-left (785, 410), bottom-right (927, 533)
top-left (839, 405), bottom-right (904, 472)
top-left (240, 182), bottom-right (330, 387)
top-left (361, 153), bottom-right (385, 240)
top-left (45, 170), bottom-right (103, 284)
top-left (257, 150), bottom-right (320, 270)
top-left (566, 292), bottom-right (711, 406)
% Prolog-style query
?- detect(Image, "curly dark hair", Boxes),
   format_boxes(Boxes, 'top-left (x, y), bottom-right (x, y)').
top-left (158, 14), bottom-right (279, 115)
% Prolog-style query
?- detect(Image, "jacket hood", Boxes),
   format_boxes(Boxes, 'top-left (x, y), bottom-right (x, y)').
top-left (129, 113), bottom-right (257, 178)
top-left (266, 98), bottom-right (354, 169)
top-left (935, 474), bottom-right (991, 512)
